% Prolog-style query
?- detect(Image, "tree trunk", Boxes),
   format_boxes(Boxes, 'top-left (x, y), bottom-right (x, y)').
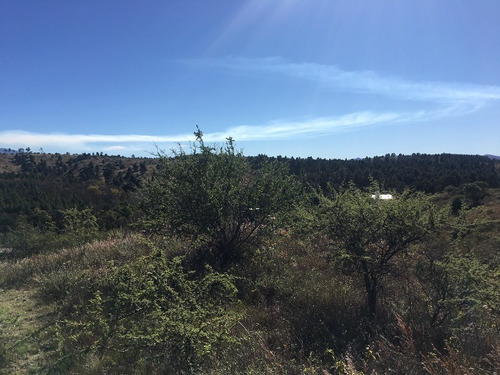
top-left (362, 263), bottom-right (378, 319)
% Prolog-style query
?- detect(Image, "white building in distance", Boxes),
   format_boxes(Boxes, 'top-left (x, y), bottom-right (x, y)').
top-left (371, 192), bottom-right (393, 200)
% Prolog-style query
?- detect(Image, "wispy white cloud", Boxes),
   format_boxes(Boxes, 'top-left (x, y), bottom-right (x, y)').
top-left (180, 57), bottom-right (500, 143)
top-left (207, 111), bottom-right (405, 141)
top-left (0, 131), bottom-right (196, 155)
top-left (189, 57), bottom-right (500, 106)
top-left (0, 106), bottom-right (489, 155)
top-left (0, 110), bottom-right (421, 152)
top-left (0, 131), bottom-right (195, 145)
top-left (4, 58), bottom-right (500, 154)
top-left (205, 104), bottom-right (469, 142)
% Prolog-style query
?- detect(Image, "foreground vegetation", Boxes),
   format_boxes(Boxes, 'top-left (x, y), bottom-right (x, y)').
top-left (1, 135), bottom-right (499, 373)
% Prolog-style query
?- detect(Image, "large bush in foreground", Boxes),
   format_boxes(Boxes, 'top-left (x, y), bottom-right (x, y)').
top-left (142, 129), bottom-right (297, 269)
top-left (55, 248), bottom-right (240, 374)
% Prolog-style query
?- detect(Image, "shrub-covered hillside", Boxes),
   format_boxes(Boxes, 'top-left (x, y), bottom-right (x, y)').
top-left (1, 137), bottom-right (499, 374)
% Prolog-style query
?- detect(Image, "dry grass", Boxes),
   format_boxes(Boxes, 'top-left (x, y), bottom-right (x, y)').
top-left (0, 233), bottom-right (152, 373)
top-left (0, 155), bottom-right (20, 173)
top-left (0, 287), bottom-right (57, 375)
top-left (0, 233), bottom-right (149, 287)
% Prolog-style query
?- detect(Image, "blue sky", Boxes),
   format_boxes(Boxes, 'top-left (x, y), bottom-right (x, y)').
top-left (1, 0), bottom-right (499, 158)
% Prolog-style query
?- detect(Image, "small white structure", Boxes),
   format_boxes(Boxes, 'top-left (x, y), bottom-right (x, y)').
top-left (371, 192), bottom-right (393, 200)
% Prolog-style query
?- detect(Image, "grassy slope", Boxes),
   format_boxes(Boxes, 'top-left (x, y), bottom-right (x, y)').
top-left (0, 287), bottom-right (57, 375)
top-left (0, 235), bottom-right (151, 374)
top-left (0, 155), bottom-right (19, 174)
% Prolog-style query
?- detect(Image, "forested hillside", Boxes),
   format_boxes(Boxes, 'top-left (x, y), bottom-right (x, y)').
top-left (250, 153), bottom-right (499, 193)
top-left (1, 150), bottom-right (497, 235)
top-left (1, 144), bottom-right (499, 374)
top-left (0, 151), bottom-right (155, 234)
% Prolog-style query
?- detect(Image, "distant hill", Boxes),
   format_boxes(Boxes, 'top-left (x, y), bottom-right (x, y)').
top-left (0, 152), bottom-right (157, 232)
top-left (484, 154), bottom-right (500, 160)
top-left (0, 148), bottom-right (19, 155)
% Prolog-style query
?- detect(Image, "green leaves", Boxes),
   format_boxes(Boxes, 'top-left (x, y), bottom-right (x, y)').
top-left (314, 183), bottom-right (439, 317)
top-left (62, 207), bottom-right (99, 247)
top-left (142, 131), bottom-right (298, 269)
top-left (57, 249), bottom-right (241, 372)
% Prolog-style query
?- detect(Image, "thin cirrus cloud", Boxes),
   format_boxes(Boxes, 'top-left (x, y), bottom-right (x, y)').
top-left (206, 111), bottom-right (410, 142)
top-left (0, 110), bottom-right (418, 150)
top-left (0, 132), bottom-right (192, 145)
top-left (191, 57), bottom-right (500, 106)
top-left (0, 131), bottom-right (195, 152)
top-left (0, 109), bottom-right (433, 151)
top-left (3, 58), bottom-right (500, 153)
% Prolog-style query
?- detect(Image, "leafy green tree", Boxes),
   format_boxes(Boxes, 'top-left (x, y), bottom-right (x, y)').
top-left (142, 129), bottom-right (298, 269)
top-left (316, 183), bottom-right (438, 318)
top-left (463, 182), bottom-right (485, 207)
top-left (62, 207), bottom-right (99, 247)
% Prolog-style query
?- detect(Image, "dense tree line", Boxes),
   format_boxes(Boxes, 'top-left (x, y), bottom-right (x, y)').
top-left (0, 149), bottom-right (497, 252)
top-left (1, 150), bottom-right (497, 234)
top-left (249, 153), bottom-right (499, 193)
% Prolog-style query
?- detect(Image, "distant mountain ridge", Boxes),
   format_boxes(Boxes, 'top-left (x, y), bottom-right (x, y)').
top-left (0, 148), bottom-right (20, 155)
top-left (485, 154), bottom-right (500, 160)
